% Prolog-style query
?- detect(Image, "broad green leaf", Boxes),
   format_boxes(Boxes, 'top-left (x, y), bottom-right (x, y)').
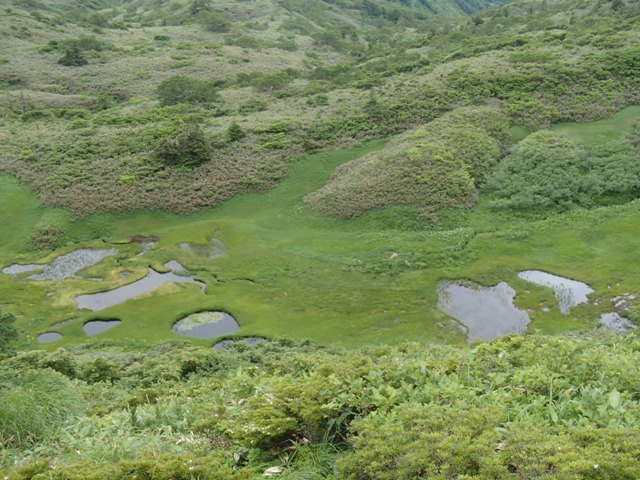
top-left (609, 389), bottom-right (621, 409)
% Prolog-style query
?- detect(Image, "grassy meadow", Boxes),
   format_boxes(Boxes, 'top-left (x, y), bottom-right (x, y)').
top-left (3, 1), bottom-right (640, 477)
top-left (0, 107), bottom-right (638, 349)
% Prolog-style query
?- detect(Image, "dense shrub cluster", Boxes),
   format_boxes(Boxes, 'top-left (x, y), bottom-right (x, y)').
top-left (305, 107), bottom-right (509, 220)
top-left (3, 333), bottom-right (640, 478)
top-left (487, 132), bottom-right (640, 211)
top-left (157, 76), bottom-right (221, 106)
top-left (153, 123), bottom-right (213, 168)
top-left (0, 0), bottom-right (639, 216)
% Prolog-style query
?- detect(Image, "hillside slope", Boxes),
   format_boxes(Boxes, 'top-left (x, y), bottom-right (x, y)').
top-left (2, 0), bottom-right (637, 216)
top-left (3, 332), bottom-right (640, 478)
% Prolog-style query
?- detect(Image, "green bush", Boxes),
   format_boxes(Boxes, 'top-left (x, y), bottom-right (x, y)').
top-left (153, 123), bottom-right (212, 168)
top-left (0, 309), bottom-right (18, 355)
top-left (227, 121), bottom-right (246, 142)
top-left (487, 132), bottom-right (640, 211)
top-left (58, 45), bottom-right (87, 67)
top-left (489, 132), bottom-right (582, 211)
top-left (156, 76), bottom-right (220, 106)
top-left (202, 12), bottom-right (229, 32)
top-left (29, 217), bottom-right (66, 250)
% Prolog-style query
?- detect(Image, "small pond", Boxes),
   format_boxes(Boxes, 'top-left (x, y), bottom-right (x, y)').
top-left (518, 270), bottom-right (593, 314)
top-left (83, 319), bottom-right (121, 336)
top-left (2, 248), bottom-right (118, 281)
top-left (172, 311), bottom-right (240, 339)
top-left (213, 337), bottom-right (268, 351)
top-left (437, 281), bottom-right (530, 342)
top-left (600, 312), bottom-right (637, 332)
top-left (76, 261), bottom-right (205, 311)
top-left (37, 332), bottom-right (63, 343)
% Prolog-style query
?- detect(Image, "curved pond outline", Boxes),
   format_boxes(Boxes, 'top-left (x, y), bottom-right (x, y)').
top-left (76, 262), bottom-right (205, 311)
top-left (37, 332), bottom-right (63, 343)
top-left (2, 248), bottom-right (118, 281)
top-left (518, 270), bottom-right (593, 314)
top-left (437, 280), bottom-right (530, 342)
top-left (173, 311), bottom-right (240, 339)
top-left (83, 319), bottom-right (121, 336)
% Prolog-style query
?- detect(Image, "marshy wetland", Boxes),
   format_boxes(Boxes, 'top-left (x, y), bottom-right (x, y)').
top-left (2, 109), bottom-right (640, 348)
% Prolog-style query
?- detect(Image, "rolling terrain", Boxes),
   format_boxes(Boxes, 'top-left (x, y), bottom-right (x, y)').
top-left (1, 0), bottom-right (640, 477)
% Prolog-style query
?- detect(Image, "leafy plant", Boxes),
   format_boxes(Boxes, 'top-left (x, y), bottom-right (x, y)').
top-left (153, 123), bottom-right (212, 168)
top-left (157, 75), bottom-right (221, 106)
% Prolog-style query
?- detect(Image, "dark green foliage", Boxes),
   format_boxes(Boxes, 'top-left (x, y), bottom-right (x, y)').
top-left (92, 92), bottom-right (116, 111)
top-left (156, 75), bottom-right (220, 106)
top-left (202, 12), bottom-right (229, 32)
top-left (632, 119), bottom-right (640, 149)
top-left (5, 334), bottom-right (640, 476)
top-left (487, 132), bottom-right (585, 211)
top-left (0, 309), bottom-right (18, 355)
top-left (154, 123), bottom-right (212, 168)
top-left (58, 45), bottom-right (87, 66)
top-left (29, 217), bottom-right (66, 250)
top-left (236, 69), bottom-right (299, 94)
top-left (306, 107), bottom-right (508, 220)
top-left (227, 121), bottom-right (246, 142)
top-left (190, 0), bottom-right (211, 16)
top-left (487, 132), bottom-right (640, 211)
top-left (238, 98), bottom-right (268, 114)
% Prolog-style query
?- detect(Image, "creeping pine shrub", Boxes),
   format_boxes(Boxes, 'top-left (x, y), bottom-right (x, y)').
top-left (29, 217), bottom-right (67, 250)
top-left (202, 12), bottom-right (230, 32)
top-left (154, 124), bottom-right (212, 168)
top-left (10, 454), bottom-right (255, 480)
top-left (58, 45), bottom-right (87, 66)
top-left (487, 132), bottom-right (640, 211)
top-left (227, 121), bottom-right (246, 142)
top-left (156, 75), bottom-right (221, 106)
top-left (305, 106), bottom-right (507, 220)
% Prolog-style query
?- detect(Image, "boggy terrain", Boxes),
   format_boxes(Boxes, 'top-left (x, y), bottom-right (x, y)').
top-left (1, 107), bottom-right (639, 349)
top-left (1, 0), bottom-right (640, 477)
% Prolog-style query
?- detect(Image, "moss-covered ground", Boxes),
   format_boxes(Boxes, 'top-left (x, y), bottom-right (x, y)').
top-left (1, 107), bottom-right (639, 349)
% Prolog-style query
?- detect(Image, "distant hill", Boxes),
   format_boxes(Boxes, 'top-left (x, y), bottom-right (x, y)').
top-left (0, 0), bottom-right (637, 215)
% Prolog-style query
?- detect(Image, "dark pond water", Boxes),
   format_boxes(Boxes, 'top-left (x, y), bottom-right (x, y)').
top-left (83, 319), bottom-right (121, 336)
top-left (518, 270), bottom-right (593, 314)
top-left (37, 332), bottom-right (63, 343)
top-left (75, 262), bottom-right (205, 311)
top-left (437, 281), bottom-right (530, 342)
top-left (172, 311), bottom-right (240, 338)
top-left (600, 312), bottom-right (637, 332)
top-left (2, 248), bottom-right (117, 281)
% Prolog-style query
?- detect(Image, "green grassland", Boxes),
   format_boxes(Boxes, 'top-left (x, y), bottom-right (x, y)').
top-left (0, 106), bottom-right (638, 349)
top-left (3, 1), bottom-right (640, 477)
